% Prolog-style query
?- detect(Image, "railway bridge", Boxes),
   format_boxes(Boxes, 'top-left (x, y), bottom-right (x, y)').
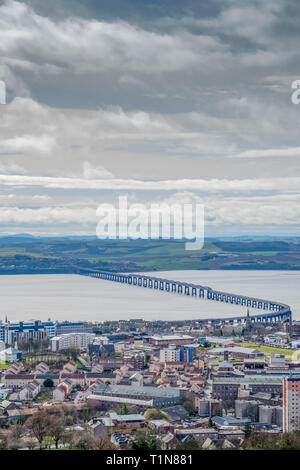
top-left (74, 267), bottom-right (292, 325)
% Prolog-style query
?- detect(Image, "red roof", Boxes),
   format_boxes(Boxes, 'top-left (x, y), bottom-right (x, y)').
top-left (4, 374), bottom-right (35, 380)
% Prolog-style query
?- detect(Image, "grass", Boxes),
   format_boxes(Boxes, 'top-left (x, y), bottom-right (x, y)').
top-left (244, 251), bottom-right (280, 256)
top-left (240, 342), bottom-right (296, 357)
top-left (33, 390), bottom-right (52, 403)
top-left (46, 447), bottom-right (80, 450)
top-left (0, 251), bottom-right (57, 259)
top-left (0, 362), bottom-right (9, 369)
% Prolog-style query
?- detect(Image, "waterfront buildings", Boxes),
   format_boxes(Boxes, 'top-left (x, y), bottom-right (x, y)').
top-left (51, 332), bottom-right (96, 351)
top-left (56, 322), bottom-right (92, 335)
top-left (0, 320), bottom-right (92, 345)
top-left (0, 320), bottom-right (56, 344)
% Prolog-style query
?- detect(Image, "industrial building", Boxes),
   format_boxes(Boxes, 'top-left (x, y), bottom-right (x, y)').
top-left (212, 375), bottom-right (284, 400)
top-left (87, 383), bottom-right (181, 408)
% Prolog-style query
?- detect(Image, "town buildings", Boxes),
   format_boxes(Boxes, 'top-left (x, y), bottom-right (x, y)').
top-left (51, 332), bottom-right (96, 351)
top-left (283, 377), bottom-right (300, 432)
top-left (2, 316), bottom-right (300, 449)
top-left (88, 383), bottom-right (182, 408)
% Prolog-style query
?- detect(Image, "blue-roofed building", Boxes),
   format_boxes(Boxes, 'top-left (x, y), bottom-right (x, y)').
top-left (3, 320), bottom-right (56, 345)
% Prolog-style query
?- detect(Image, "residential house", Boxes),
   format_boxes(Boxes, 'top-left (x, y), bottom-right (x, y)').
top-left (19, 380), bottom-right (41, 401)
top-left (2, 374), bottom-right (35, 388)
top-left (52, 378), bottom-right (72, 402)
top-left (34, 362), bottom-right (50, 375)
top-left (62, 361), bottom-right (77, 374)
top-left (60, 372), bottom-right (85, 386)
top-left (148, 419), bottom-right (174, 434)
top-left (161, 432), bottom-right (180, 450)
top-left (4, 362), bottom-right (24, 375)
top-left (0, 348), bottom-right (22, 363)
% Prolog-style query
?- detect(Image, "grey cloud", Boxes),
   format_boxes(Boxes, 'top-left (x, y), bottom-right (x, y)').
top-left (0, 0), bottom-right (299, 235)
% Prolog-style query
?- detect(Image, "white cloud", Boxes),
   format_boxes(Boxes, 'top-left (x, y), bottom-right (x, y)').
top-left (0, 0), bottom-right (227, 78)
top-left (0, 133), bottom-right (56, 154)
top-left (232, 147), bottom-right (300, 159)
top-left (0, 173), bottom-right (300, 193)
top-left (0, 0), bottom-right (299, 235)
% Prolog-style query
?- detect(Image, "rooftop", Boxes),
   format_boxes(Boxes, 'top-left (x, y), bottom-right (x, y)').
top-left (150, 335), bottom-right (194, 341)
top-left (93, 383), bottom-right (180, 398)
top-left (213, 375), bottom-right (286, 384)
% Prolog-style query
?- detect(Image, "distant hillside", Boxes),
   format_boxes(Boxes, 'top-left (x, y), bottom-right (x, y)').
top-left (0, 237), bottom-right (299, 273)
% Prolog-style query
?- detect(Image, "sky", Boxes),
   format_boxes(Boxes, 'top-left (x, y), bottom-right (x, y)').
top-left (0, 0), bottom-right (300, 237)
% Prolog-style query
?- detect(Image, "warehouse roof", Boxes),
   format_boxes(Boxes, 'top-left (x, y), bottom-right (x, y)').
top-left (93, 383), bottom-right (180, 398)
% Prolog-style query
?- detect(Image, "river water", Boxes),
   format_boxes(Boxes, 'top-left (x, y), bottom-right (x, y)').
top-left (0, 270), bottom-right (298, 323)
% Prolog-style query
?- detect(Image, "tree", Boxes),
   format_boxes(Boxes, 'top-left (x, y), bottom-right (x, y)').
top-left (82, 408), bottom-right (91, 422)
top-left (129, 432), bottom-right (160, 451)
top-left (48, 414), bottom-right (65, 449)
top-left (16, 416), bottom-right (26, 425)
top-left (244, 421), bottom-right (251, 439)
top-left (244, 431), bottom-right (278, 450)
top-left (76, 431), bottom-right (95, 450)
top-left (120, 405), bottom-right (129, 415)
top-left (144, 408), bottom-right (168, 421)
top-left (63, 429), bottom-right (81, 449)
top-left (10, 424), bottom-right (23, 440)
top-left (176, 439), bottom-right (201, 450)
top-left (66, 346), bottom-right (80, 361)
top-left (279, 432), bottom-right (300, 450)
top-left (183, 400), bottom-right (194, 415)
top-left (43, 378), bottom-right (54, 388)
top-left (26, 410), bottom-right (52, 450)
top-left (221, 399), bottom-right (234, 415)
top-left (93, 436), bottom-right (118, 450)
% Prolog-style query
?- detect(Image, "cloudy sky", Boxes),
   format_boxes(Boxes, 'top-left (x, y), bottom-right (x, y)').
top-left (0, 0), bottom-right (300, 236)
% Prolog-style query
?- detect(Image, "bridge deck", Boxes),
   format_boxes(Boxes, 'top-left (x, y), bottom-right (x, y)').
top-left (73, 267), bottom-right (292, 324)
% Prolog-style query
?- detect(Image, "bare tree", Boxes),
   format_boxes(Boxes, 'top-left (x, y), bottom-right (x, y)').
top-left (10, 424), bottom-right (23, 440)
top-left (93, 436), bottom-right (118, 450)
top-left (48, 414), bottom-right (65, 449)
top-left (26, 410), bottom-right (52, 450)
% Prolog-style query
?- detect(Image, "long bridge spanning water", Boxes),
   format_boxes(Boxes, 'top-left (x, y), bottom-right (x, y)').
top-left (74, 267), bottom-right (292, 325)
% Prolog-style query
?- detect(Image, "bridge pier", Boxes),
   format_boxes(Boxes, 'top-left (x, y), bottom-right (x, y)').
top-left (184, 286), bottom-right (190, 296)
top-left (75, 268), bottom-right (291, 326)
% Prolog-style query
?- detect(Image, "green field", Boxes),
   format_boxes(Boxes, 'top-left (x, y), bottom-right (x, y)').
top-left (240, 342), bottom-right (296, 357)
top-left (0, 237), bottom-right (300, 273)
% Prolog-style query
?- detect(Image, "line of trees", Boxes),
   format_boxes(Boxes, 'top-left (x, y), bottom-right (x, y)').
top-left (0, 409), bottom-right (116, 450)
